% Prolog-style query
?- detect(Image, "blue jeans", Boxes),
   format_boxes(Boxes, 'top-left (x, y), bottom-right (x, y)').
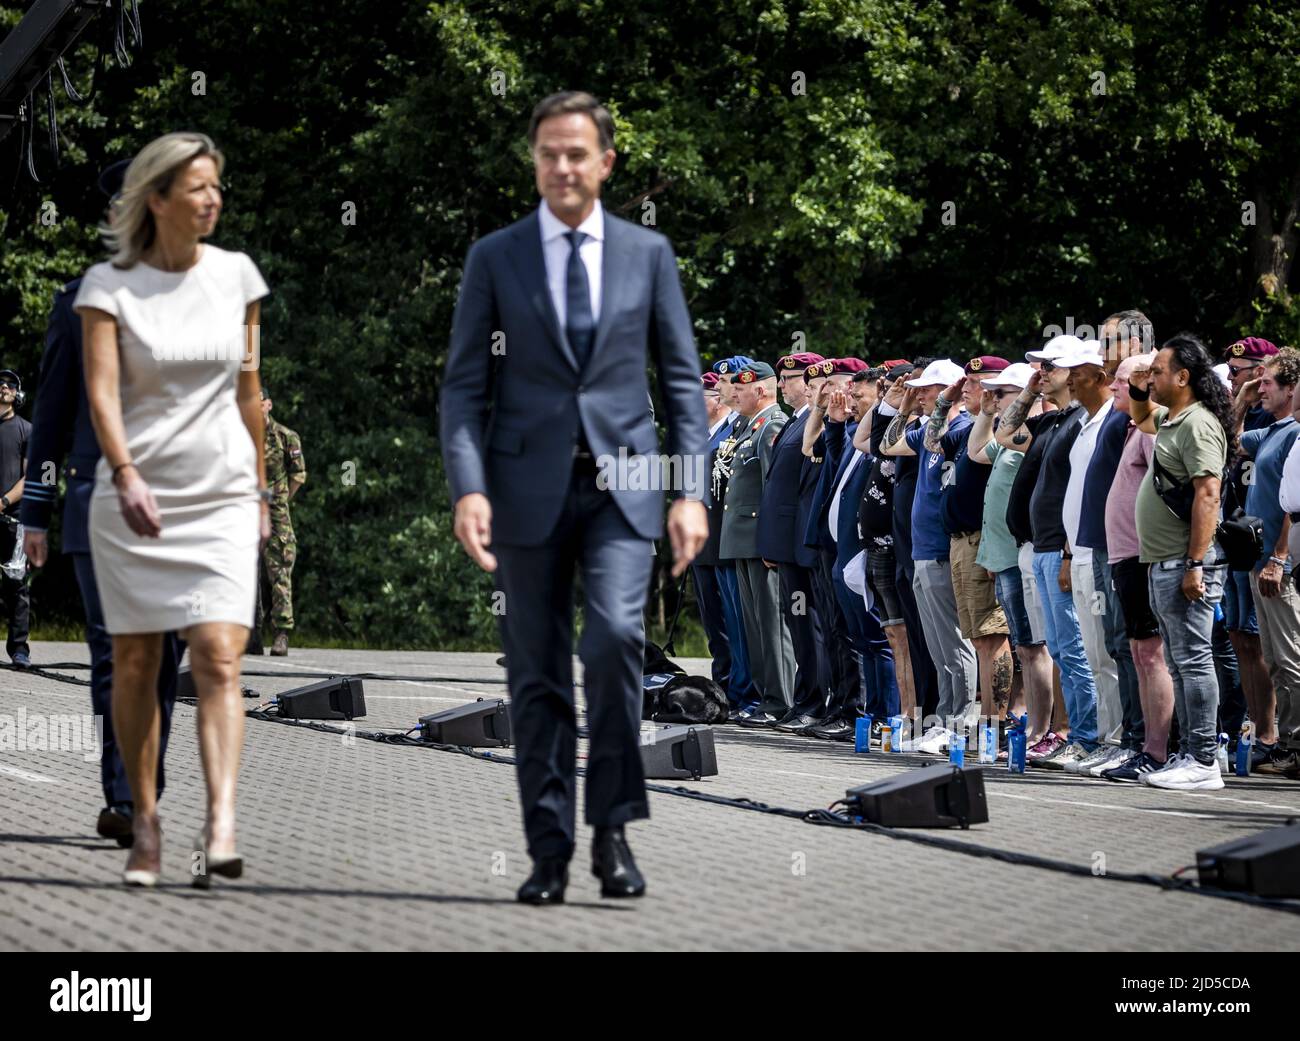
top-left (995, 566), bottom-right (1042, 648)
top-left (1222, 570), bottom-right (1259, 634)
top-left (1148, 550), bottom-right (1227, 765)
top-left (1093, 556), bottom-right (1145, 750)
top-left (1032, 550), bottom-right (1099, 750)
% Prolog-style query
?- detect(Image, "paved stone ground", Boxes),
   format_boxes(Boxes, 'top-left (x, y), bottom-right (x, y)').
top-left (2, 641), bottom-right (1298, 951)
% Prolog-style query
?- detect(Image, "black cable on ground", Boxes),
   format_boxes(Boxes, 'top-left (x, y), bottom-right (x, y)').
top-left (9, 662), bottom-right (518, 686)
top-left (241, 705), bottom-right (1300, 918)
top-left (13, 660), bottom-right (1299, 916)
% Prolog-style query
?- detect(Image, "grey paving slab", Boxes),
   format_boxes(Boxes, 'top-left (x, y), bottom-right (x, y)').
top-left (2, 642), bottom-right (1298, 951)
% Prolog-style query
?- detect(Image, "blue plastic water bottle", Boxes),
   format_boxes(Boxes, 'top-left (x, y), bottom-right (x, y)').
top-left (1235, 721), bottom-right (1253, 777)
top-left (889, 714), bottom-right (908, 751)
top-left (1009, 728), bottom-right (1027, 773)
top-left (855, 714), bottom-right (873, 753)
top-left (978, 723), bottom-right (997, 763)
top-left (949, 733), bottom-right (966, 767)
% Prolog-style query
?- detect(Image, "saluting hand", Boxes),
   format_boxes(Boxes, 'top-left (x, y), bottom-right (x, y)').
top-left (453, 492), bottom-right (497, 572)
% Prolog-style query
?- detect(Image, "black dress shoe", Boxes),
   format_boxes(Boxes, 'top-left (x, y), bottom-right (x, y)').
top-left (592, 826), bottom-right (645, 898)
top-left (774, 713), bottom-right (821, 733)
top-left (737, 711), bottom-right (779, 728)
top-left (96, 804), bottom-right (134, 848)
top-left (517, 858), bottom-right (568, 904)
top-left (810, 719), bottom-right (853, 740)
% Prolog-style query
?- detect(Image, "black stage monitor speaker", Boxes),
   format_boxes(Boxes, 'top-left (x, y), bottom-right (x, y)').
top-left (277, 676), bottom-right (367, 720)
top-left (640, 724), bottom-right (718, 780)
top-left (419, 699), bottom-right (511, 747)
top-left (846, 764), bottom-right (989, 829)
top-left (1197, 821), bottom-right (1300, 898)
top-left (175, 665), bottom-right (256, 700)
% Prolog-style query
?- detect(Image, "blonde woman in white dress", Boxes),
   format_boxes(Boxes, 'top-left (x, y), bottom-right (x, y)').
top-left (75, 132), bottom-right (271, 888)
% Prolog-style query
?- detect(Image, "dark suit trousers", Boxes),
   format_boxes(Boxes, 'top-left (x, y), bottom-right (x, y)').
top-left (778, 562), bottom-right (823, 715)
top-left (0, 517), bottom-right (30, 658)
top-left (493, 463), bottom-right (653, 861)
top-left (71, 552), bottom-right (182, 806)
top-left (815, 548), bottom-right (857, 718)
top-left (691, 563), bottom-right (731, 689)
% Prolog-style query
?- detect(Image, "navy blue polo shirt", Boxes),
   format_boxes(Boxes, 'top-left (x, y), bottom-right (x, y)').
top-left (1243, 416), bottom-right (1300, 572)
top-left (941, 424), bottom-right (990, 536)
top-left (908, 411), bottom-right (973, 561)
top-left (1075, 406), bottom-right (1133, 554)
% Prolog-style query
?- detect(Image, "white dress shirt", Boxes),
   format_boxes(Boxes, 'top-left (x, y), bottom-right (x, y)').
top-left (708, 411), bottom-right (735, 440)
top-left (539, 199), bottom-right (603, 331)
top-left (1063, 397), bottom-right (1113, 563)
top-left (829, 451), bottom-right (865, 543)
top-left (1281, 437), bottom-right (1300, 514)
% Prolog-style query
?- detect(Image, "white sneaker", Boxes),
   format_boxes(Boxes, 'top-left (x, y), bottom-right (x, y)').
top-left (1143, 757), bottom-right (1225, 791)
top-left (1140, 753), bottom-right (1186, 784)
top-left (1065, 745), bottom-right (1115, 775)
top-left (1041, 741), bottom-right (1090, 771)
top-left (913, 728), bottom-right (951, 756)
top-left (1086, 747), bottom-right (1133, 777)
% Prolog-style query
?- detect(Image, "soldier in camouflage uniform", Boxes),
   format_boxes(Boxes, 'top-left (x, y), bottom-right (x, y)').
top-left (258, 389), bottom-right (306, 655)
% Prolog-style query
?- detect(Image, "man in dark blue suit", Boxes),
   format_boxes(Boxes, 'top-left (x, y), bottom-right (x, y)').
top-left (20, 160), bottom-right (185, 847)
top-left (757, 351), bottom-right (827, 731)
top-left (804, 362), bottom-right (898, 738)
top-left (441, 92), bottom-right (709, 904)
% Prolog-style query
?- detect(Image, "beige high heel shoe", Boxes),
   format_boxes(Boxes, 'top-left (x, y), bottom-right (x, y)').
top-left (191, 831), bottom-right (243, 889)
top-left (122, 818), bottom-right (163, 887)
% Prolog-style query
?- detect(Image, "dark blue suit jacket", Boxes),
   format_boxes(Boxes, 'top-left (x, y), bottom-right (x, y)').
top-left (832, 446), bottom-right (872, 570)
top-left (804, 419), bottom-right (852, 553)
top-left (440, 206), bottom-right (708, 546)
top-left (19, 278), bottom-right (100, 554)
top-left (756, 407), bottom-right (812, 564)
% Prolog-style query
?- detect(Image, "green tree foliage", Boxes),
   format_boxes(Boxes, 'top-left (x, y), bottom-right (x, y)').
top-left (1, 1), bottom-right (1297, 647)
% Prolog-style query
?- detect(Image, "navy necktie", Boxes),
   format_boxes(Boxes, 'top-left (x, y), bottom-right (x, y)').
top-left (564, 230), bottom-right (595, 369)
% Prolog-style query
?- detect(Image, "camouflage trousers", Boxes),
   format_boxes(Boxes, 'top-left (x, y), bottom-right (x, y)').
top-left (258, 529), bottom-right (297, 631)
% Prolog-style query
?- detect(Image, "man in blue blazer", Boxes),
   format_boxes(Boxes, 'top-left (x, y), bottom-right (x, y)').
top-left (441, 92), bottom-right (709, 904)
top-left (20, 160), bottom-right (185, 847)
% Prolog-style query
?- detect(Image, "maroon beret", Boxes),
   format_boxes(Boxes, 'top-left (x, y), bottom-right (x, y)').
top-left (701, 371), bottom-right (721, 389)
top-left (964, 355), bottom-right (1010, 375)
top-left (1224, 337), bottom-right (1278, 361)
top-left (830, 358), bottom-right (868, 375)
top-left (777, 351), bottom-right (826, 374)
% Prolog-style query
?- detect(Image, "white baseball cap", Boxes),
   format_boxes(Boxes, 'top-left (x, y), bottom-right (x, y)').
top-left (983, 362), bottom-right (1034, 390)
top-left (1026, 333), bottom-right (1087, 362)
top-left (904, 359), bottom-right (966, 388)
top-left (1054, 338), bottom-right (1106, 368)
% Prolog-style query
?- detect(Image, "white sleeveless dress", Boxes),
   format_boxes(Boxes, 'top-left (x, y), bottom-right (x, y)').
top-left (73, 244), bottom-right (269, 634)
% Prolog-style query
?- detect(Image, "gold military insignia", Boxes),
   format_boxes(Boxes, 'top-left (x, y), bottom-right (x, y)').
top-left (969, 357), bottom-right (983, 371)
top-left (1230, 343), bottom-right (1246, 357)
top-left (783, 358), bottom-right (796, 369)
top-left (738, 370), bottom-right (756, 384)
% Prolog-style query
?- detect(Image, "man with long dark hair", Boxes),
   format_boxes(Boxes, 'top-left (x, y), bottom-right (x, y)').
top-left (1128, 333), bottom-right (1234, 791)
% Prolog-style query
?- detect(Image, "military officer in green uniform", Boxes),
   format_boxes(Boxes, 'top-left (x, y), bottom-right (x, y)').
top-left (258, 389), bottom-right (306, 655)
top-left (718, 361), bottom-right (795, 724)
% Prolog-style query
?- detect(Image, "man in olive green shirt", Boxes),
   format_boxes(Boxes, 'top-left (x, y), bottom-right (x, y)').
top-left (1127, 335), bottom-right (1230, 791)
